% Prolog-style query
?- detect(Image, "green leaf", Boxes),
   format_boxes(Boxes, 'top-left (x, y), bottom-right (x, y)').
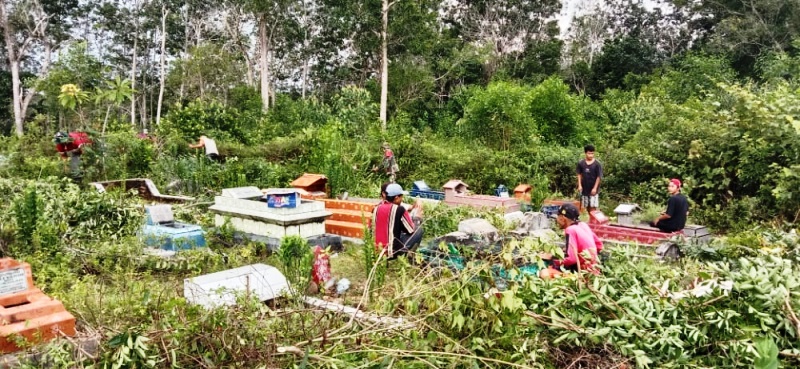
top-left (754, 337), bottom-right (779, 369)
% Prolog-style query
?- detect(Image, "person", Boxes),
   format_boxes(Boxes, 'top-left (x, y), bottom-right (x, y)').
top-left (543, 203), bottom-right (604, 275)
top-left (189, 135), bottom-right (220, 162)
top-left (54, 131), bottom-right (91, 178)
top-left (649, 179), bottom-right (689, 233)
top-left (382, 142), bottom-right (399, 183)
top-left (372, 183), bottom-right (424, 259)
top-left (576, 144), bottom-right (603, 214)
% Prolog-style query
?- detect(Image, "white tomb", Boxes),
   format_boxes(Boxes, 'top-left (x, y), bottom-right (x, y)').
top-left (209, 186), bottom-right (331, 239)
top-left (184, 264), bottom-right (290, 308)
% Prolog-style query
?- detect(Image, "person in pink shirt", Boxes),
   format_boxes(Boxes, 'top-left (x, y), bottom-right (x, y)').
top-left (551, 203), bottom-right (604, 274)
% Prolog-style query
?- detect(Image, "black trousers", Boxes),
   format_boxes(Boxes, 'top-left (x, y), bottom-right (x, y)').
top-left (390, 226), bottom-right (424, 259)
top-left (649, 221), bottom-right (680, 233)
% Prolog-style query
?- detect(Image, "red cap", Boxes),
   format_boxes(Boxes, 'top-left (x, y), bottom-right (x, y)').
top-left (384, 149), bottom-right (393, 157)
top-left (670, 178), bottom-right (681, 188)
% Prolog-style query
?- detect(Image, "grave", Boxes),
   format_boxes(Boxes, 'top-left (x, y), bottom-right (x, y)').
top-left (409, 180), bottom-right (445, 200)
top-left (90, 178), bottom-right (194, 203)
top-left (442, 180), bottom-right (520, 214)
top-left (291, 173), bottom-right (328, 199)
top-left (209, 187), bottom-right (341, 250)
top-left (184, 264), bottom-right (289, 308)
top-left (614, 203), bottom-right (641, 226)
top-left (0, 259), bottom-right (76, 353)
top-left (141, 205), bottom-right (206, 251)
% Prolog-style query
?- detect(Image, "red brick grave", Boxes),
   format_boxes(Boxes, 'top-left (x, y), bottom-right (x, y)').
top-left (0, 258), bottom-right (76, 353)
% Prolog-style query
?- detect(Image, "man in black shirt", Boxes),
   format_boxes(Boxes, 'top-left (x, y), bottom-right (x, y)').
top-left (650, 178), bottom-right (689, 233)
top-left (576, 144), bottom-right (603, 213)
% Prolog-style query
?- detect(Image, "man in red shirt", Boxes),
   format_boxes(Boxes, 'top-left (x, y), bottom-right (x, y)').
top-left (372, 183), bottom-right (423, 259)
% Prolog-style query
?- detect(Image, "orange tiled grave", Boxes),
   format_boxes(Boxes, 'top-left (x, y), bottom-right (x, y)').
top-left (0, 258), bottom-right (76, 353)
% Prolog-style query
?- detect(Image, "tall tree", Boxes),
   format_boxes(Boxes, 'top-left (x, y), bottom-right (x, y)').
top-left (677, 0), bottom-right (800, 75)
top-left (441, 0), bottom-right (562, 80)
top-left (1, 0), bottom-right (55, 135)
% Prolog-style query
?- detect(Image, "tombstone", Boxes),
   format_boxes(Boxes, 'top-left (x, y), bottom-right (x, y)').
top-left (141, 205), bottom-right (206, 251)
top-left (0, 259), bottom-right (76, 353)
top-left (291, 174), bottom-right (328, 199)
top-left (514, 212), bottom-right (551, 234)
top-left (184, 264), bottom-right (290, 309)
top-left (613, 203), bottom-right (640, 226)
top-left (683, 225), bottom-right (711, 244)
top-left (513, 184), bottom-right (532, 202)
top-left (494, 185), bottom-right (509, 198)
top-left (457, 218), bottom-right (499, 242)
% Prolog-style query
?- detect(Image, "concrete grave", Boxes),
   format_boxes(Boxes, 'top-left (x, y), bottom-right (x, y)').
top-left (613, 203), bottom-right (641, 226)
top-left (184, 264), bottom-right (290, 308)
top-left (141, 205), bottom-right (206, 251)
top-left (0, 259), bottom-right (76, 353)
top-left (210, 187), bottom-right (341, 250)
top-left (512, 212), bottom-right (551, 236)
top-left (458, 218), bottom-right (499, 242)
top-left (90, 178), bottom-right (194, 203)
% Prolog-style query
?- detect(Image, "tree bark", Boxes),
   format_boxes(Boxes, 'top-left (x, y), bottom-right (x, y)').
top-left (156, 6), bottom-right (168, 126)
top-left (130, 17), bottom-right (139, 127)
top-left (259, 15), bottom-right (270, 112)
top-left (379, 0), bottom-right (390, 129)
top-left (1, 0), bottom-right (25, 136)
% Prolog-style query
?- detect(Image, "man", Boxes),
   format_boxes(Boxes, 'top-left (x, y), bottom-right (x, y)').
top-left (576, 144), bottom-right (603, 213)
top-left (372, 183), bottom-right (424, 259)
top-left (54, 131), bottom-right (91, 179)
top-left (382, 142), bottom-right (399, 183)
top-left (547, 203), bottom-right (604, 275)
top-left (650, 179), bottom-right (689, 233)
top-left (189, 135), bottom-right (220, 162)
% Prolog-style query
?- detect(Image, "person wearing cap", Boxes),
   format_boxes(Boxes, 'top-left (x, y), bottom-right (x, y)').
top-left (372, 183), bottom-right (424, 259)
top-left (381, 142), bottom-right (399, 183)
top-left (542, 203), bottom-right (604, 275)
top-left (577, 144), bottom-right (603, 214)
top-left (189, 135), bottom-right (220, 162)
top-left (649, 179), bottom-right (689, 233)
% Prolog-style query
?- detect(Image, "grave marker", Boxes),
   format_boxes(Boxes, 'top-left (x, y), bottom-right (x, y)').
top-left (0, 259), bottom-right (76, 353)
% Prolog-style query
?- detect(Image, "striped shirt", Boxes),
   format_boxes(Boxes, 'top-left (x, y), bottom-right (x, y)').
top-left (372, 202), bottom-right (415, 256)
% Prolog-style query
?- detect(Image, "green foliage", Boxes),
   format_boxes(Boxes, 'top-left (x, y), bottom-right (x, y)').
top-left (457, 81), bottom-right (535, 150)
top-left (529, 76), bottom-right (581, 145)
top-left (12, 185), bottom-right (42, 249)
top-left (277, 236), bottom-right (314, 293)
top-left (158, 100), bottom-right (262, 144)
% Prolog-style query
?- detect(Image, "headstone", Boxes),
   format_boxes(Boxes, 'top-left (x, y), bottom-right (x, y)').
top-left (184, 264), bottom-right (290, 309)
top-left (514, 212), bottom-right (550, 234)
top-left (146, 204), bottom-right (174, 225)
top-left (0, 259), bottom-right (75, 353)
top-left (221, 186), bottom-right (263, 199)
top-left (457, 218), bottom-right (499, 242)
top-left (0, 267), bottom-right (29, 296)
top-left (613, 203), bottom-right (640, 226)
top-left (412, 181), bottom-right (431, 192)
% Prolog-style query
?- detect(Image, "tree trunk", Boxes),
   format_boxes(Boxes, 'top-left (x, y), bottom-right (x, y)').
top-left (259, 15), bottom-right (270, 113)
top-left (130, 30), bottom-right (138, 127)
top-left (1, 0), bottom-right (23, 136)
top-left (156, 7), bottom-right (168, 126)
top-left (379, 0), bottom-right (389, 129)
top-left (180, 5), bottom-right (188, 101)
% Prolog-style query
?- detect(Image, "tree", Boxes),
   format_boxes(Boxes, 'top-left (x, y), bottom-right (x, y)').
top-left (95, 76), bottom-right (134, 134)
top-left (1, 0), bottom-right (50, 136)
top-left (678, 0), bottom-right (800, 75)
top-left (441, 0), bottom-right (562, 80)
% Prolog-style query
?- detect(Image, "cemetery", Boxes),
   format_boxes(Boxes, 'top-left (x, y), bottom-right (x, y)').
top-left (1, 1), bottom-right (799, 366)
